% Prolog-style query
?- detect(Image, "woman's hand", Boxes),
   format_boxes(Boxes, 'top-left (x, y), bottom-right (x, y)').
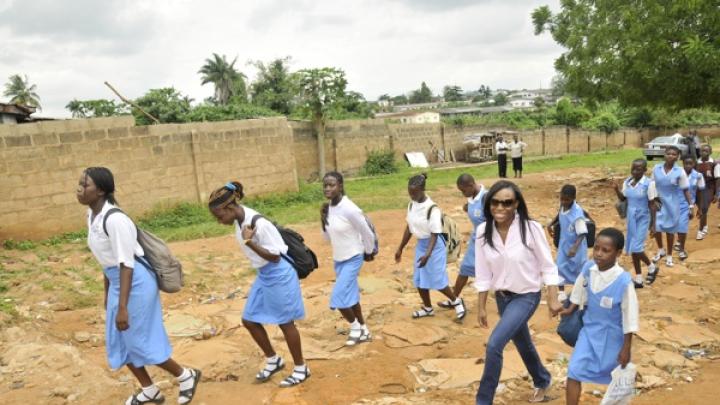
top-left (557, 306), bottom-right (574, 317)
top-left (548, 300), bottom-right (563, 317)
top-left (241, 224), bottom-right (257, 241)
top-left (567, 246), bottom-right (577, 257)
top-left (417, 254), bottom-right (430, 268)
top-left (116, 307), bottom-right (129, 331)
top-left (477, 308), bottom-right (488, 328)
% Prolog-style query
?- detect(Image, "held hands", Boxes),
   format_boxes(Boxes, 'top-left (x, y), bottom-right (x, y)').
top-left (364, 252), bottom-right (376, 262)
top-left (116, 307), bottom-right (129, 331)
top-left (548, 299), bottom-right (563, 317)
top-left (567, 246), bottom-right (578, 258)
top-left (241, 224), bottom-right (257, 242)
top-left (417, 254), bottom-right (430, 268)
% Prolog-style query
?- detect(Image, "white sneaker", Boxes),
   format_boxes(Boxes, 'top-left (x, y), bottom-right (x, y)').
top-left (697, 231), bottom-right (705, 240)
top-left (652, 249), bottom-right (666, 263)
top-left (666, 256), bottom-right (674, 267)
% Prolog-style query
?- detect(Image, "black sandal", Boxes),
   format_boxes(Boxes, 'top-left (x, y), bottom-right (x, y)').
top-left (178, 368), bottom-right (201, 405)
top-left (437, 300), bottom-right (454, 309)
top-left (128, 390), bottom-right (165, 405)
top-left (256, 357), bottom-right (285, 382)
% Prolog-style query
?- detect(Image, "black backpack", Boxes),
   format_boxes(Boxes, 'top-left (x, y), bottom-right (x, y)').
top-left (251, 215), bottom-right (318, 279)
top-left (551, 210), bottom-right (595, 249)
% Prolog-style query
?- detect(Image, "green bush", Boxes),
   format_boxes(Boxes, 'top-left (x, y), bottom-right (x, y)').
top-left (362, 149), bottom-right (398, 176)
top-left (2, 239), bottom-right (37, 250)
top-left (582, 111), bottom-right (621, 133)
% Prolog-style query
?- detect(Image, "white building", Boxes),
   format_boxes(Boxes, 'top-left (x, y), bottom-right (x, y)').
top-left (376, 111), bottom-right (440, 124)
top-left (509, 99), bottom-right (535, 109)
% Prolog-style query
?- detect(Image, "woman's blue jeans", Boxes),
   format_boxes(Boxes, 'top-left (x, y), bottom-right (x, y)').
top-left (476, 291), bottom-right (551, 405)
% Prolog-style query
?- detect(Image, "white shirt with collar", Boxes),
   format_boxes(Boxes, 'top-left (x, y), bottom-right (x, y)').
top-left (324, 196), bottom-right (376, 261)
top-left (569, 262), bottom-right (639, 334)
top-left (495, 141), bottom-right (509, 155)
top-left (509, 141), bottom-right (527, 158)
top-left (407, 197), bottom-right (442, 239)
top-left (235, 206), bottom-right (288, 269)
top-left (87, 201), bottom-right (144, 269)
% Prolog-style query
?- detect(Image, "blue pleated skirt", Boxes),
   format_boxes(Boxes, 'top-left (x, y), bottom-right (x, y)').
top-left (104, 260), bottom-right (172, 370)
top-left (459, 237), bottom-right (476, 277)
top-left (330, 254), bottom-right (364, 310)
top-left (243, 258), bottom-right (305, 325)
top-left (413, 237), bottom-right (449, 290)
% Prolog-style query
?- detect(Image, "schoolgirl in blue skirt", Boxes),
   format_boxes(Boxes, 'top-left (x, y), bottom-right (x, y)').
top-left (548, 185), bottom-right (588, 301)
top-left (78, 167), bottom-right (200, 405)
top-left (560, 228), bottom-right (639, 405)
top-left (394, 173), bottom-right (466, 321)
top-left (438, 174), bottom-right (486, 312)
top-left (651, 146), bottom-right (692, 268)
top-left (612, 159), bottom-right (657, 286)
top-left (321, 172), bottom-right (377, 346)
top-left (675, 157), bottom-right (705, 260)
top-left (208, 181), bottom-right (309, 387)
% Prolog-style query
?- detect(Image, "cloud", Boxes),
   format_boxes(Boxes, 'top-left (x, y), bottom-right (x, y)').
top-left (0, 0), bottom-right (563, 117)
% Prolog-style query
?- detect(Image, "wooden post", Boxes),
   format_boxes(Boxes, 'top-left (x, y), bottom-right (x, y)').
top-left (541, 128), bottom-right (546, 155)
top-left (566, 127), bottom-right (570, 154)
top-left (189, 130), bottom-right (205, 203)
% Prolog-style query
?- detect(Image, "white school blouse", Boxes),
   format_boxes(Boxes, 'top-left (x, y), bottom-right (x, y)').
top-left (324, 196), bottom-right (375, 262)
top-left (235, 205), bottom-right (288, 269)
top-left (87, 201), bottom-right (144, 269)
top-left (622, 176), bottom-right (657, 200)
top-left (407, 197), bottom-right (442, 239)
top-left (569, 263), bottom-right (639, 334)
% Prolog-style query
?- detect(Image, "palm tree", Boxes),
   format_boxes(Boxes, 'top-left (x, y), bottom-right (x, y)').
top-left (198, 54), bottom-right (246, 105)
top-left (3, 74), bottom-right (41, 110)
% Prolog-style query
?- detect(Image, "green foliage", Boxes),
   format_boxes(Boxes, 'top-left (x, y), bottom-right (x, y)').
top-left (2, 239), bottom-right (37, 250)
top-left (582, 111), bottom-right (621, 134)
top-left (443, 85), bottom-right (464, 102)
top-left (198, 53), bottom-right (246, 105)
top-left (294, 67), bottom-right (348, 122)
top-left (249, 57), bottom-right (295, 115)
top-left (493, 93), bottom-right (508, 106)
top-left (361, 150), bottom-right (398, 176)
top-left (533, 1), bottom-right (720, 109)
top-left (391, 94), bottom-right (409, 105)
top-left (554, 98), bottom-right (591, 127)
top-left (477, 85), bottom-right (492, 99)
top-left (184, 103), bottom-right (279, 122)
top-left (409, 82), bottom-right (433, 104)
top-left (133, 88), bottom-right (192, 125)
top-left (65, 99), bottom-right (129, 118)
top-left (3, 74), bottom-right (41, 109)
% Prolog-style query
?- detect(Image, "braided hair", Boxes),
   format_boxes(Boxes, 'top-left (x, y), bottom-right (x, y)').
top-left (208, 181), bottom-right (244, 209)
top-left (408, 172), bottom-right (428, 189)
top-left (84, 167), bottom-right (118, 205)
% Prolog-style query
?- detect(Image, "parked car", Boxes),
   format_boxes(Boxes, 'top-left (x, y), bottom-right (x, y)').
top-left (643, 134), bottom-right (691, 160)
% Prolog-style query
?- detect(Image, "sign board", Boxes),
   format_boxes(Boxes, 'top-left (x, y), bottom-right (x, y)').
top-left (405, 152), bottom-right (429, 168)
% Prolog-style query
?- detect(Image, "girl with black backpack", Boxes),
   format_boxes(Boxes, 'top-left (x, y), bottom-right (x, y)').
top-left (208, 181), bottom-right (309, 387)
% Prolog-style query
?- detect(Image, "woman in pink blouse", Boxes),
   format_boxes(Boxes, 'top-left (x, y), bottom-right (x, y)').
top-left (474, 180), bottom-right (563, 405)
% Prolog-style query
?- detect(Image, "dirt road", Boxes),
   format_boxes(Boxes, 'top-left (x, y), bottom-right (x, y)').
top-left (2, 166), bottom-right (719, 404)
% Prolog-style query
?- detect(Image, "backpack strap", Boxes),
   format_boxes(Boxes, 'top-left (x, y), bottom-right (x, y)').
top-left (250, 214), bottom-right (264, 229)
top-left (426, 204), bottom-right (439, 221)
top-left (102, 208), bottom-right (125, 236)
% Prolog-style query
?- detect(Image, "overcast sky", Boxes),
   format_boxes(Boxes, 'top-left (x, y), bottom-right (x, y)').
top-left (0, 0), bottom-right (562, 117)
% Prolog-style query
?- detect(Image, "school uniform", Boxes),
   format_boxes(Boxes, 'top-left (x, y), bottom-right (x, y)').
top-left (407, 197), bottom-right (449, 290)
top-left (323, 196), bottom-right (376, 310)
top-left (459, 187), bottom-right (487, 277)
top-left (622, 176), bottom-right (656, 254)
top-left (697, 158), bottom-right (719, 214)
top-left (509, 141), bottom-right (527, 172)
top-left (87, 201), bottom-right (172, 370)
top-left (678, 169), bottom-right (705, 233)
top-left (237, 206), bottom-right (305, 325)
top-left (567, 262), bottom-right (639, 384)
top-left (652, 164), bottom-right (689, 233)
top-left (557, 202), bottom-right (588, 285)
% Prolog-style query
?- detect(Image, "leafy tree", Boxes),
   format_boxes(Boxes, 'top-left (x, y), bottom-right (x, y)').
top-left (295, 67), bottom-right (348, 177)
top-left (477, 85), bottom-right (492, 99)
top-left (3, 74), bottom-right (41, 109)
top-left (133, 88), bottom-right (192, 125)
top-left (377, 94), bottom-right (391, 101)
top-left (65, 99), bottom-right (128, 118)
top-left (249, 57), bottom-right (295, 115)
top-left (409, 82), bottom-right (433, 104)
top-left (198, 53), bottom-right (246, 105)
top-left (391, 94), bottom-right (409, 105)
top-left (184, 103), bottom-right (279, 122)
top-left (554, 98), bottom-right (591, 127)
top-left (582, 111), bottom-right (621, 134)
top-left (533, 97), bottom-right (546, 109)
top-left (493, 93), bottom-right (508, 106)
top-left (532, 1), bottom-right (720, 109)
top-left (443, 85), bottom-right (464, 102)
top-left (550, 74), bottom-right (567, 98)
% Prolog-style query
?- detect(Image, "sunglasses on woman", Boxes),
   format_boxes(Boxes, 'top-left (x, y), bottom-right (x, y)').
top-left (490, 198), bottom-right (516, 208)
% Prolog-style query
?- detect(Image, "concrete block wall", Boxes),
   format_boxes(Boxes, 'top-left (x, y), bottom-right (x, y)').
top-left (0, 117), bottom-right (298, 239)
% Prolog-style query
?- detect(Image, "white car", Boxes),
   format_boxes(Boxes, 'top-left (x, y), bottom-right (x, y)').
top-left (643, 134), bottom-right (692, 160)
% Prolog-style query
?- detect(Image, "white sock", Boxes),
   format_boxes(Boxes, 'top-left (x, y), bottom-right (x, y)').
top-left (178, 368), bottom-right (196, 392)
top-left (267, 354), bottom-right (279, 363)
top-left (452, 297), bottom-right (462, 305)
top-left (361, 324), bottom-right (370, 333)
top-left (634, 275), bottom-right (643, 283)
top-left (142, 384), bottom-right (160, 399)
top-left (657, 248), bottom-right (666, 255)
top-left (349, 320), bottom-right (362, 338)
top-left (177, 368), bottom-right (191, 381)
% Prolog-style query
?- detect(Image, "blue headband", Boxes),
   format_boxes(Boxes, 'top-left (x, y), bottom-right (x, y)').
top-left (225, 182), bottom-right (237, 191)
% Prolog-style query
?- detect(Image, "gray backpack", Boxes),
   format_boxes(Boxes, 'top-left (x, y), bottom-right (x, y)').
top-left (103, 208), bottom-right (184, 293)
